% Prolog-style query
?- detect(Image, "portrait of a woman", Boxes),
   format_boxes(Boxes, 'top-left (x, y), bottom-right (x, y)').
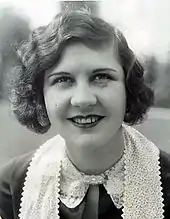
top-left (0, 9), bottom-right (170, 219)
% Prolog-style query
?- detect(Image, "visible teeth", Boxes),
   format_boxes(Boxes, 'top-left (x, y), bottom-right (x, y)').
top-left (81, 118), bottom-right (87, 124)
top-left (73, 116), bottom-right (99, 124)
top-left (92, 117), bottom-right (96, 123)
top-left (87, 118), bottom-right (91, 123)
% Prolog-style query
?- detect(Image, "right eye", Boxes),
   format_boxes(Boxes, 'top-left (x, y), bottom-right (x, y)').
top-left (51, 76), bottom-right (74, 86)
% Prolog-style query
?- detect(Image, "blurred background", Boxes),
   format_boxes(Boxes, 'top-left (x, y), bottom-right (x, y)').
top-left (0, 0), bottom-right (170, 166)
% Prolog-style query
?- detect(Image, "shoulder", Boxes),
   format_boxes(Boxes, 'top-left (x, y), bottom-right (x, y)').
top-left (160, 150), bottom-right (170, 174)
top-left (159, 150), bottom-right (170, 218)
top-left (159, 150), bottom-right (170, 194)
top-left (0, 151), bottom-right (35, 183)
top-left (0, 151), bottom-right (34, 219)
top-left (159, 150), bottom-right (170, 191)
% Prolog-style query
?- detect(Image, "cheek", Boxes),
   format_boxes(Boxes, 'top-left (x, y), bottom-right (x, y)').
top-left (44, 89), bottom-right (69, 120)
top-left (43, 89), bottom-right (57, 121)
top-left (44, 91), bottom-right (55, 114)
top-left (116, 87), bottom-right (126, 114)
top-left (102, 83), bottom-right (126, 110)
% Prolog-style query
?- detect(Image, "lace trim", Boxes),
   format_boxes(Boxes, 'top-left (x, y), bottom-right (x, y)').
top-left (60, 151), bottom-right (125, 208)
top-left (19, 125), bottom-right (164, 219)
top-left (19, 136), bottom-right (64, 219)
top-left (105, 155), bottom-right (125, 209)
top-left (122, 125), bottom-right (164, 219)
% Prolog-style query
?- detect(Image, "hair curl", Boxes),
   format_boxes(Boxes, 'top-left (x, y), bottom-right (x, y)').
top-left (9, 10), bottom-right (154, 134)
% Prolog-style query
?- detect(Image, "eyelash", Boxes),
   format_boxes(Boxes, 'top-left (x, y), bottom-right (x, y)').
top-left (51, 73), bottom-right (114, 86)
top-left (51, 76), bottom-right (74, 85)
top-left (91, 73), bottom-right (114, 82)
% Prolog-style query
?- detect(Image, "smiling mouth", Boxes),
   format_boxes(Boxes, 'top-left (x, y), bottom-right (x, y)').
top-left (67, 115), bottom-right (105, 128)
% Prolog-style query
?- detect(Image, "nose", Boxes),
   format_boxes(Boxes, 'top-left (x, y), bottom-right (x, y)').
top-left (70, 84), bottom-right (97, 108)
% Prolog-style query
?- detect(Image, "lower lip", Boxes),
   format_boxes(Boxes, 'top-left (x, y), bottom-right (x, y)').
top-left (69, 118), bottom-right (104, 129)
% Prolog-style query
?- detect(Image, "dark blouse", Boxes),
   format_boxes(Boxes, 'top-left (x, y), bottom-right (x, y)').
top-left (0, 150), bottom-right (170, 219)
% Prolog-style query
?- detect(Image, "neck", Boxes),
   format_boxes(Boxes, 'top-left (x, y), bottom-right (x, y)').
top-left (66, 126), bottom-right (125, 175)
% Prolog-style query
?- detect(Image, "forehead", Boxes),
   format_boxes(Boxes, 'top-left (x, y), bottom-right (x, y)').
top-left (46, 42), bottom-right (123, 75)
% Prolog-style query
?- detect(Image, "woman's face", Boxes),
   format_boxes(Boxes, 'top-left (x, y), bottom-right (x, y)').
top-left (44, 42), bottom-right (126, 150)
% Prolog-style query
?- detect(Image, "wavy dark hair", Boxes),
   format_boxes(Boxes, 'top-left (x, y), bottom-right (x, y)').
top-left (9, 10), bottom-right (154, 134)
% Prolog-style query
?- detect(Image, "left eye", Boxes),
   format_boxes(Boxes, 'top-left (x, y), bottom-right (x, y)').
top-left (92, 74), bottom-right (113, 81)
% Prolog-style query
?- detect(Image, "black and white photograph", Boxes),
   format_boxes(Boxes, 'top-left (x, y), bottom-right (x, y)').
top-left (0, 1), bottom-right (170, 218)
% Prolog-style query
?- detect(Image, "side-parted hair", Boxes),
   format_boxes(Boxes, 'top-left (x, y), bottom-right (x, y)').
top-left (9, 10), bottom-right (154, 133)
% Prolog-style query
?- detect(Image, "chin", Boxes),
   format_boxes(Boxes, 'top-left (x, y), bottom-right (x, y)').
top-left (72, 133), bottom-right (106, 149)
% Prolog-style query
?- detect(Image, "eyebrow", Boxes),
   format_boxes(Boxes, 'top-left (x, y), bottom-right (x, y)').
top-left (93, 68), bottom-right (117, 73)
top-left (47, 68), bottom-right (117, 78)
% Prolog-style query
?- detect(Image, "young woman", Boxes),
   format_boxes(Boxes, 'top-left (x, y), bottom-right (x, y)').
top-left (0, 10), bottom-right (170, 219)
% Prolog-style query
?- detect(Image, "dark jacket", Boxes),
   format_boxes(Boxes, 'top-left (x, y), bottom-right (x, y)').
top-left (0, 150), bottom-right (170, 219)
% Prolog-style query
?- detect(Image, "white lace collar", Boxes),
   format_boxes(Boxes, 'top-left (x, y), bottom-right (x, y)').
top-left (60, 149), bottom-right (124, 209)
top-left (19, 125), bottom-right (164, 219)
